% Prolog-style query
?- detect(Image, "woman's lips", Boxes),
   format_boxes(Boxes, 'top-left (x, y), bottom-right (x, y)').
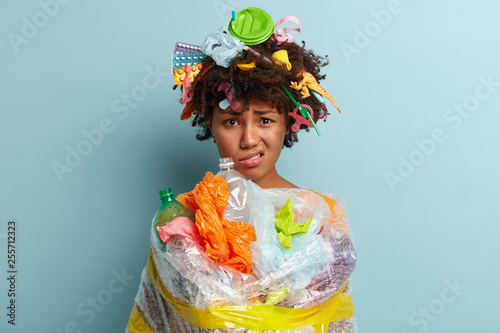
top-left (239, 152), bottom-right (264, 167)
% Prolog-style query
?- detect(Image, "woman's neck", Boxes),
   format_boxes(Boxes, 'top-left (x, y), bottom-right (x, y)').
top-left (253, 170), bottom-right (299, 189)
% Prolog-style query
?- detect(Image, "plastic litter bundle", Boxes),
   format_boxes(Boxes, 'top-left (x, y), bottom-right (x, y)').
top-left (127, 167), bottom-right (357, 333)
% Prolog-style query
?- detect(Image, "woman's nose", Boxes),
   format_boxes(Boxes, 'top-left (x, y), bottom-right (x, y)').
top-left (240, 123), bottom-right (259, 149)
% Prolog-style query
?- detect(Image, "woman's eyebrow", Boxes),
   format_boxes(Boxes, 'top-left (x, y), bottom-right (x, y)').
top-left (219, 110), bottom-right (242, 116)
top-left (254, 110), bottom-right (277, 115)
top-left (219, 109), bottom-right (277, 115)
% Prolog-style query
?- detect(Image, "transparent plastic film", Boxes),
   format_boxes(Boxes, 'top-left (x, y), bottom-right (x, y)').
top-left (136, 249), bottom-right (353, 331)
top-left (128, 169), bottom-right (357, 332)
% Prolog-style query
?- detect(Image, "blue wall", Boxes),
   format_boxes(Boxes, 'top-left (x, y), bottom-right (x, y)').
top-left (1, 0), bottom-right (499, 332)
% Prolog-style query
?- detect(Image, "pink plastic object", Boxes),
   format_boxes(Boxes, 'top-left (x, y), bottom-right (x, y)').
top-left (156, 217), bottom-right (204, 247)
top-left (272, 16), bottom-right (301, 45)
top-left (288, 104), bottom-right (313, 132)
top-left (218, 83), bottom-right (241, 110)
top-left (180, 65), bottom-right (193, 104)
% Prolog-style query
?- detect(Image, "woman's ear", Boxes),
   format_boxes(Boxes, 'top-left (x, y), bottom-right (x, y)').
top-left (208, 119), bottom-right (215, 142)
top-left (285, 115), bottom-right (292, 135)
top-left (209, 105), bottom-right (219, 137)
top-left (210, 126), bottom-right (216, 143)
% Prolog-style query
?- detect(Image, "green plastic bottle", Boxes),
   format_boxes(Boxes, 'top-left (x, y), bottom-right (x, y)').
top-left (154, 188), bottom-right (195, 245)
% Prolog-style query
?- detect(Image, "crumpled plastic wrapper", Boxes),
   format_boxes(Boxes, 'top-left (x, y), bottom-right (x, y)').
top-left (201, 27), bottom-right (244, 68)
top-left (128, 175), bottom-right (357, 332)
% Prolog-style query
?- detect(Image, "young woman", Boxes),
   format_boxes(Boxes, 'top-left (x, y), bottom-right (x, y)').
top-left (127, 8), bottom-right (356, 333)
top-left (185, 38), bottom-right (330, 190)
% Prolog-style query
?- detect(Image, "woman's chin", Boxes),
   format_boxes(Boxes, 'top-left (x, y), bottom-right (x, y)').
top-left (235, 168), bottom-right (260, 182)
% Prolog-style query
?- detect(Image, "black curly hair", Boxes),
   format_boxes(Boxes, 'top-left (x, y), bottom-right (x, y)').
top-left (177, 38), bottom-right (331, 148)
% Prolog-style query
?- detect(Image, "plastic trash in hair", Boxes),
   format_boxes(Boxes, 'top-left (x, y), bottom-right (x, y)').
top-left (201, 28), bottom-right (244, 68)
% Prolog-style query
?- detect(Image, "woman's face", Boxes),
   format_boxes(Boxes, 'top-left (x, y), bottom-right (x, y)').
top-left (211, 100), bottom-right (288, 188)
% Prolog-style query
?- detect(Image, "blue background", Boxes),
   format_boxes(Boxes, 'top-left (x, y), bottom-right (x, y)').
top-left (1, 0), bottom-right (499, 332)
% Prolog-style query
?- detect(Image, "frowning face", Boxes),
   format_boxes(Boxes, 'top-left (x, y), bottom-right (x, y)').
top-left (211, 100), bottom-right (288, 188)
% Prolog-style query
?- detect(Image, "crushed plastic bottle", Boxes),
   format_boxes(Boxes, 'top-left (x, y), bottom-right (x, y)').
top-left (154, 188), bottom-right (195, 246)
top-left (215, 157), bottom-right (252, 223)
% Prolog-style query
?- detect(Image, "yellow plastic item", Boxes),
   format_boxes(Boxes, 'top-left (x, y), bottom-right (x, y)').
top-left (237, 61), bottom-right (257, 71)
top-left (290, 70), bottom-right (341, 113)
top-left (173, 63), bottom-right (203, 85)
top-left (126, 249), bottom-right (354, 331)
top-left (127, 303), bottom-right (154, 333)
top-left (272, 50), bottom-right (292, 71)
top-left (263, 286), bottom-right (290, 306)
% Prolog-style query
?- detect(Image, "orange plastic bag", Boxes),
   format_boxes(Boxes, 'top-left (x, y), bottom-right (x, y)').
top-left (177, 172), bottom-right (257, 273)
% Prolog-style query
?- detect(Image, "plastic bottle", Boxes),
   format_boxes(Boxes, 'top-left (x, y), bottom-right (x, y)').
top-left (216, 157), bottom-right (251, 223)
top-left (154, 188), bottom-right (195, 245)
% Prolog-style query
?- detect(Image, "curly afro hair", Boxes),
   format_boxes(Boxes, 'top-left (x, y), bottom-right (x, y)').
top-left (177, 38), bottom-right (331, 148)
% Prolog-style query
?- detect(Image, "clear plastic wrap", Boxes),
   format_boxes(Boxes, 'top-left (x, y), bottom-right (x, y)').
top-left (128, 172), bottom-right (357, 332)
top-left (201, 27), bottom-right (244, 68)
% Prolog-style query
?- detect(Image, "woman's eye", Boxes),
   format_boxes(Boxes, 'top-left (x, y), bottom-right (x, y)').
top-left (224, 119), bottom-right (237, 126)
top-left (261, 118), bottom-right (273, 124)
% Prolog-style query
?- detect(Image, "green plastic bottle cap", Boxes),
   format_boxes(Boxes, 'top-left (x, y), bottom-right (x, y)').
top-left (228, 7), bottom-right (274, 45)
top-left (159, 188), bottom-right (173, 199)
